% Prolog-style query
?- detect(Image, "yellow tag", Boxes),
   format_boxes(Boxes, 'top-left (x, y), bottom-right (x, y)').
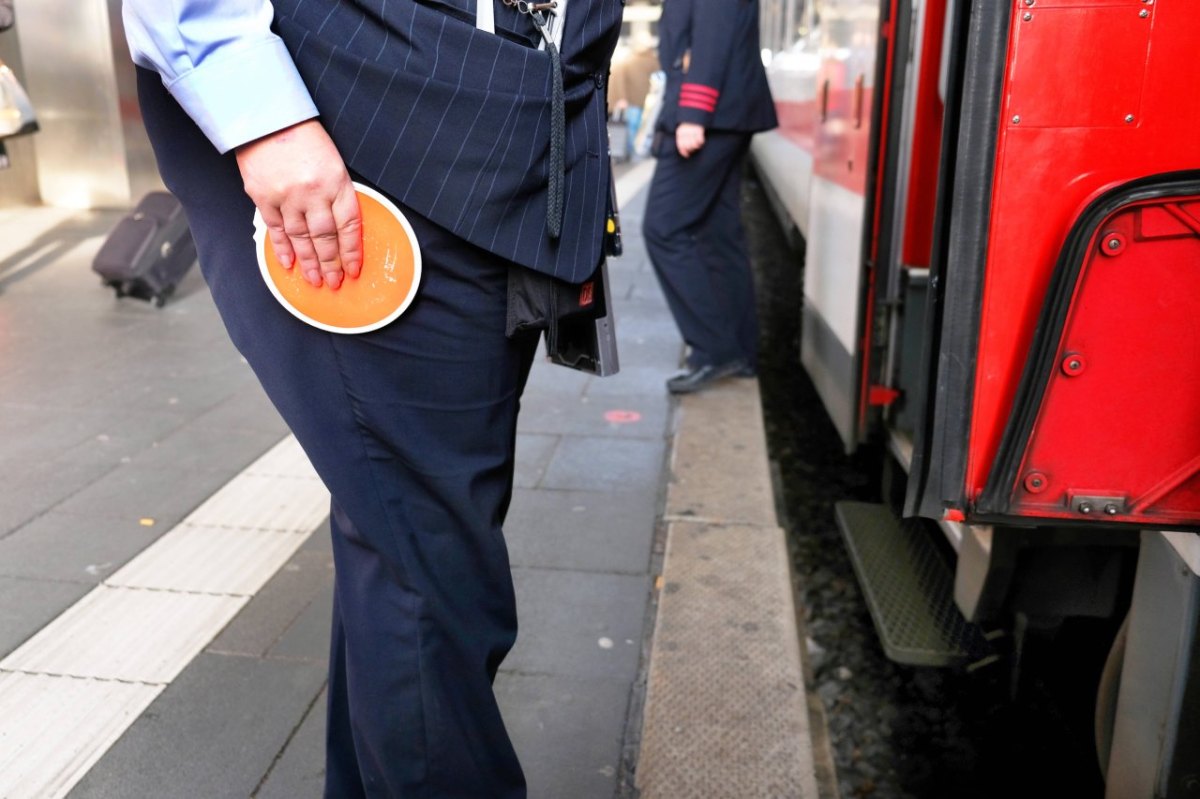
top-left (139, 518), bottom-right (155, 527)
top-left (606, 218), bottom-right (616, 234)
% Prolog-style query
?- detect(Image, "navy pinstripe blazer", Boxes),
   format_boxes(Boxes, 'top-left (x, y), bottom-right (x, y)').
top-left (272, 0), bottom-right (623, 283)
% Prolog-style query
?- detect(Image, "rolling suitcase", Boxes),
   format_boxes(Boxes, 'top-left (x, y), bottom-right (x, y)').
top-left (93, 191), bottom-right (196, 307)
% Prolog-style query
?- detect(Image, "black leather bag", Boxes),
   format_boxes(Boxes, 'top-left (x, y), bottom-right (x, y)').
top-left (505, 263), bottom-right (606, 337)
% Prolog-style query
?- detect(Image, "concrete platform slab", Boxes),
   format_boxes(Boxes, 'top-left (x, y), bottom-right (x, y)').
top-left (635, 376), bottom-right (818, 799)
top-left (0, 577), bottom-right (90, 659)
top-left (541, 435), bottom-right (667, 493)
top-left (504, 488), bottom-right (657, 575)
top-left (515, 432), bottom-right (560, 489)
top-left (67, 653), bottom-right (326, 799)
top-left (666, 380), bottom-right (779, 528)
top-left (266, 580), bottom-right (334, 663)
top-left (519, 391), bottom-right (668, 441)
top-left (505, 567), bottom-right (650, 682)
top-left (636, 521), bottom-right (818, 799)
top-left (255, 688), bottom-right (327, 799)
top-left (497, 672), bottom-right (632, 799)
top-left (51, 465), bottom-right (234, 529)
top-left (0, 512), bottom-right (164, 584)
top-left (208, 549), bottom-right (334, 659)
top-left (0, 456), bottom-right (121, 537)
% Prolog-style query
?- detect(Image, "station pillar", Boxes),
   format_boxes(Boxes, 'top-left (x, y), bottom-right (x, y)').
top-left (0, 0), bottom-right (162, 209)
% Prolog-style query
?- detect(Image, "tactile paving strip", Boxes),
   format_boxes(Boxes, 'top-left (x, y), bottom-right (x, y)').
top-left (0, 434), bottom-right (328, 799)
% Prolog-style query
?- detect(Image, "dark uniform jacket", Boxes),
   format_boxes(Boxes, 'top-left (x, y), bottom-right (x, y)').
top-left (656, 0), bottom-right (778, 135)
top-left (272, 0), bottom-right (622, 283)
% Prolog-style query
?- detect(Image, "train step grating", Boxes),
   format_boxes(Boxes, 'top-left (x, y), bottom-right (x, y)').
top-left (835, 501), bottom-right (992, 667)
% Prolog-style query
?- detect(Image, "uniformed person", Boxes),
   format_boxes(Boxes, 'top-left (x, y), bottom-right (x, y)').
top-left (123, 1), bottom-right (622, 795)
top-left (644, 0), bottom-right (777, 394)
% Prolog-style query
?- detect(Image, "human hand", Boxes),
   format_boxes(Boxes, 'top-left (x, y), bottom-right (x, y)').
top-left (675, 122), bottom-right (706, 158)
top-left (235, 120), bottom-right (362, 290)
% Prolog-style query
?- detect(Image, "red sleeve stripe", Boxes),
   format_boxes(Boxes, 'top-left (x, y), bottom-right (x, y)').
top-left (679, 89), bottom-right (718, 111)
top-left (681, 83), bottom-right (720, 99)
top-left (679, 97), bottom-right (718, 112)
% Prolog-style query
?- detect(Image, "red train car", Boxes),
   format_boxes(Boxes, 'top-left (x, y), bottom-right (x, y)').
top-left (753, 2), bottom-right (1200, 794)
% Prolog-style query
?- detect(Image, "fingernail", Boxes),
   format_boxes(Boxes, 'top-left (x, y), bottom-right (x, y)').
top-left (305, 270), bottom-right (321, 286)
top-left (326, 272), bottom-right (343, 290)
top-left (280, 253), bottom-right (293, 268)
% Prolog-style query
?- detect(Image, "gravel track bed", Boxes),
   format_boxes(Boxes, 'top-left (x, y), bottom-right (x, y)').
top-left (742, 171), bottom-right (1106, 799)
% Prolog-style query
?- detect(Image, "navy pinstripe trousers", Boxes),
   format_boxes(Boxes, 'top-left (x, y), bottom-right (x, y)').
top-left (138, 68), bottom-right (537, 798)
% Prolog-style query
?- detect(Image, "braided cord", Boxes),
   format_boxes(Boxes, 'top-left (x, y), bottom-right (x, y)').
top-left (532, 12), bottom-right (565, 239)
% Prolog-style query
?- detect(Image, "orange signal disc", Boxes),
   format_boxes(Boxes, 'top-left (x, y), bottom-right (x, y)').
top-left (254, 182), bottom-right (422, 334)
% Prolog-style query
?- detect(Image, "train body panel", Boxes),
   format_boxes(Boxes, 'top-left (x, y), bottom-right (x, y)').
top-left (749, 133), bottom-right (813, 241)
top-left (750, 34), bottom-right (818, 240)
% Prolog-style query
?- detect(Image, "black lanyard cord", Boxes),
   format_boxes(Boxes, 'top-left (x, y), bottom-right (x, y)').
top-left (505, 1), bottom-right (565, 239)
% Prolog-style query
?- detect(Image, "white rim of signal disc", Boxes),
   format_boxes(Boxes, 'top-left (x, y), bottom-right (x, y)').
top-left (253, 182), bottom-right (422, 335)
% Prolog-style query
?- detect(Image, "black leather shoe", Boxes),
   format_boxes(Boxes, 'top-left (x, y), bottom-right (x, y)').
top-left (666, 359), bottom-right (749, 395)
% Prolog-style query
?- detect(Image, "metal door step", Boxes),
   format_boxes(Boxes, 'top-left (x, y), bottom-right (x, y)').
top-left (835, 501), bottom-right (991, 667)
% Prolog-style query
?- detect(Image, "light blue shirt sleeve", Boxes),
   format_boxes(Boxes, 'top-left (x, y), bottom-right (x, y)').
top-left (123, 0), bottom-right (319, 154)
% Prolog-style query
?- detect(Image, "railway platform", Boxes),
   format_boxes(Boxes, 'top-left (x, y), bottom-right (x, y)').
top-left (0, 162), bottom-right (818, 799)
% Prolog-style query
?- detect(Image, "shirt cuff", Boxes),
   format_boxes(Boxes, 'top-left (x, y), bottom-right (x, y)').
top-left (166, 37), bottom-right (319, 154)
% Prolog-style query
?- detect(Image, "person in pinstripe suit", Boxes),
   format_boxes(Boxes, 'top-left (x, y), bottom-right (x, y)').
top-left (126, 1), bottom-right (622, 795)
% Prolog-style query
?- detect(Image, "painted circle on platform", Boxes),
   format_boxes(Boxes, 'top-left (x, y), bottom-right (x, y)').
top-left (254, 182), bottom-right (422, 335)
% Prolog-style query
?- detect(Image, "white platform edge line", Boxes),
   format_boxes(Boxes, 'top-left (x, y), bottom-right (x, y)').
top-left (0, 675), bottom-right (165, 799)
top-left (0, 433), bottom-right (324, 798)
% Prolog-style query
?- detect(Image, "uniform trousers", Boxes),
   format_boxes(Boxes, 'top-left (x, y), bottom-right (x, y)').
top-left (137, 68), bottom-right (538, 798)
top-left (644, 131), bottom-right (759, 370)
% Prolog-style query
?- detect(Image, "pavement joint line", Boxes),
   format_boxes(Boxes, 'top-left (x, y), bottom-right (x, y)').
top-left (0, 433), bottom-right (329, 799)
top-left (94, 583), bottom-right (255, 599)
top-left (251, 677), bottom-right (328, 798)
top-left (0, 668), bottom-right (164, 688)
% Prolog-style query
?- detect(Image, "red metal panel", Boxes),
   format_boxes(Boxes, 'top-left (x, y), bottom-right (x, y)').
top-left (964, 0), bottom-right (1200, 509)
top-left (1008, 198), bottom-right (1200, 525)
top-left (899, 0), bottom-right (947, 269)
top-left (1006, 5), bottom-right (1150, 129)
